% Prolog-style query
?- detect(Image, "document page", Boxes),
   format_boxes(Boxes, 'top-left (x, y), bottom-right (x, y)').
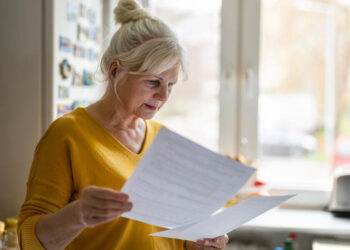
top-left (121, 127), bottom-right (256, 228)
top-left (150, 195), bottom-right (295, 241)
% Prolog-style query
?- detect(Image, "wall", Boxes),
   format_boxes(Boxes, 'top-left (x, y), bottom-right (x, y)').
top-left (0, 0), bottom-right (114, 221)
top-left (0, 0), bottom-right (43, 220)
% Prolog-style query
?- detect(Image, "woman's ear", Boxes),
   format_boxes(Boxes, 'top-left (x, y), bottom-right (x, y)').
top-left (108, 61), bottom-right (118, 83)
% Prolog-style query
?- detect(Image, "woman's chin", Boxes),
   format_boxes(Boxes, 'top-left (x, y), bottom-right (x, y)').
top-left (138, 111), bottom-right (157, 120)
top-left (136, 105), bottom-right (162, 120)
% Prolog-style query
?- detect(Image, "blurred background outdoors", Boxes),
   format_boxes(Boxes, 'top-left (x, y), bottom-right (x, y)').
top-left (150, 0), bottom-right (350, 188)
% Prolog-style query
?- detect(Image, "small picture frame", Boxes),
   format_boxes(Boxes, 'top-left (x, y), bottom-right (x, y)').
top-left (59, 36), bottom-right (73, 53)
top-left (67, 2), bottom-right (79, 22)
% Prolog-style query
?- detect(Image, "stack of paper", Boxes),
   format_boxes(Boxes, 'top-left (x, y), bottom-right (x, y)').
top-left (121, 128), bottom-right (294, 241)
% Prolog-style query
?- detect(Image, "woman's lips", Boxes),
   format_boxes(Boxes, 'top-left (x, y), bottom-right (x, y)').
top-left (145, 104), bottom-right (157, 111)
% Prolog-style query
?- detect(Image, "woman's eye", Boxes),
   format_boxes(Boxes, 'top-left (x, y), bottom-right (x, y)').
top-left (168, 82), bottom-right (174, 88)
top-left (147, 80), bottom-right (159, 86)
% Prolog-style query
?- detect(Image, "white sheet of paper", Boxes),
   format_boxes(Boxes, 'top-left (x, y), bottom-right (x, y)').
top-left (121, 127), bottom-right (255, 228)
top-left (150, 195), bottom-right (295, 241)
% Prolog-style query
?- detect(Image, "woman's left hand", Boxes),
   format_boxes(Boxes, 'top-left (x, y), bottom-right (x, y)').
top-left (186, 234), bottom-right (229, 249)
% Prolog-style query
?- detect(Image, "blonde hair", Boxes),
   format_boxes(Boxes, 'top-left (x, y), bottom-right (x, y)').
top-left (100, 0), bottom-right (188, 81)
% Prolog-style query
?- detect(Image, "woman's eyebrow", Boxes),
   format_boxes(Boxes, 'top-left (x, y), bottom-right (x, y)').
top-left (152, 75), bottom-right (178, 83)
top-left (152, 75), bottom-right (163, 80)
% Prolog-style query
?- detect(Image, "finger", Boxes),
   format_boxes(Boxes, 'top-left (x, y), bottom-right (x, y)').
top-left (197, 239), bottom-right (219, 248)
top-left (195, 244), bottom-right (219, 250)
top-left (225, 154), bottom-right (235, 160)
top-left (82, 214), bottom-right (120, 227)
top-left (90, 209), bottom-right (125, 220)
top-left (82, 202), bottom-right (132, 217)
top-left (82, 209), bottom-right (129, 227)
top-left (82, 215), bottom-right (111, 227)
top-left (84, 196), bottom-right (132, 209)
top-left (210, 235), bottom-right (229, 248)
top-left (197, 236), bottom-right (227, 249)
top-left (91, 191), bottom-right (129, 202)
top-left (221, 234), bottom-right (229, 245)
top-left (98, 202), bottom-right (132, 213)
top-left (193, 241), bottom-right (219, 250)
top-left (83, 186), bottom-right (129, 201)
top-left (196, 239), bottom-right (216, 249)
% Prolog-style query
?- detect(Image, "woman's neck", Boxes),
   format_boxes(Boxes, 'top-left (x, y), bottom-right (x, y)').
top-left (88, 94), bottom-right (142, 131)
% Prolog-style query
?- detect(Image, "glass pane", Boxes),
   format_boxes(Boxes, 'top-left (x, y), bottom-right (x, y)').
top-left (258, 0), bottom-right (350, 187)
top-left (148, 0), bottom-right (221, 151)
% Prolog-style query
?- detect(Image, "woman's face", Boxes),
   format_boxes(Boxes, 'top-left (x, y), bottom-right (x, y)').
top-left (114, 66), bottom-right (179, 120)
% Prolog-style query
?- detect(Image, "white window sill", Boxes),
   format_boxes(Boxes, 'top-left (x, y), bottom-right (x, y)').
top-left (238, 207), bottom-right (350, 236)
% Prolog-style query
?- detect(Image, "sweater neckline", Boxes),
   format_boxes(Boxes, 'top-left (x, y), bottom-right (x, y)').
top-left (77, 107), bottom-right (149, 158)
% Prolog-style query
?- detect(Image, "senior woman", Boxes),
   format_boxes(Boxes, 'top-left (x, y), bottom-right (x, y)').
top-left (18, 0), bottom-right (229, 249)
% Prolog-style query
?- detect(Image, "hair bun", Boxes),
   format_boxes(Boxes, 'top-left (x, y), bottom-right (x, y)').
top-left (114, 0), bottom-right (149, 25)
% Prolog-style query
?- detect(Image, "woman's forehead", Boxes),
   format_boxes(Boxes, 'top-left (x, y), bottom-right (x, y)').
top-left (154, 66), bottom-right (180, 78)
top-left (131, 66), bottom-right (179, 80)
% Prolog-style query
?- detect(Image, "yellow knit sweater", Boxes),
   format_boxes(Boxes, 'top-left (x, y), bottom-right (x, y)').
top-left (18, 107), bottom-right (185, 250)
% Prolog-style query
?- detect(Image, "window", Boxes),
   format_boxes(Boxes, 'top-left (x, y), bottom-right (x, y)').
top-left (257, 0), bottom-right (350, 189)
top-left (145, 0), bottom-right (350, 194)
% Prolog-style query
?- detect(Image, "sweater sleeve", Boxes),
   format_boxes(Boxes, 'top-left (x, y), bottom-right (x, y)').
top-left (18, 118), bottom-right (75, 250)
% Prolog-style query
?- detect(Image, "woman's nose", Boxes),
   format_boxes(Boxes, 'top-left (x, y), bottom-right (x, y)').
top-left (155, 85), bottom-right (169, 100)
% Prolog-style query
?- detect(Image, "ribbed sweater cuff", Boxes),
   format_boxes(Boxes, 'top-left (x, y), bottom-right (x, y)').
top-left (19, 215), bottom-right (45, 250)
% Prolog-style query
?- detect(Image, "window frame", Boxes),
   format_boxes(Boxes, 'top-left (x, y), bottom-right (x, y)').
top-left (221, 1), bottom-right (332, 207)
top-left (219, 0), bottom-right (260, 164)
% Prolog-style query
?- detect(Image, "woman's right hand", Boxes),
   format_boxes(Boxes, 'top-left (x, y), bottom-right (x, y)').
top-left (76, 185), bottom-right (133, 228)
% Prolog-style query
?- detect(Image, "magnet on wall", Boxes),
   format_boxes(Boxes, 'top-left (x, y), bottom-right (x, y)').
top-left (67, 2), bottom-right (79, 22)
top-left (77, 24), bottom-right (88, 42)
top-left (83, 69), bottom-right (94, 86)
top-left (88, 9), bottom-right (96, 24)
top-left (74, 44), bottom-right (87, 58)
top-left (72, 99), bottom-right (90, 110)
top-left (88, 26), bottom-right (97, 41)
top-left (72, 69), bottom-right (83, 86)
top-left (96, 27), bottom-right (102, 44)
top-left (79, 3), bottom-right (87, 18)
top-left (59, 36), bottom-right (73, 53)
top-left (57, 104), bottom-right (72, 117)
top-left (88, 48), bottom-right (98, 61)
top-left (59, 59), bottom-right (72, 79)
top-left (58, 86), bottom-right (70, 99)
